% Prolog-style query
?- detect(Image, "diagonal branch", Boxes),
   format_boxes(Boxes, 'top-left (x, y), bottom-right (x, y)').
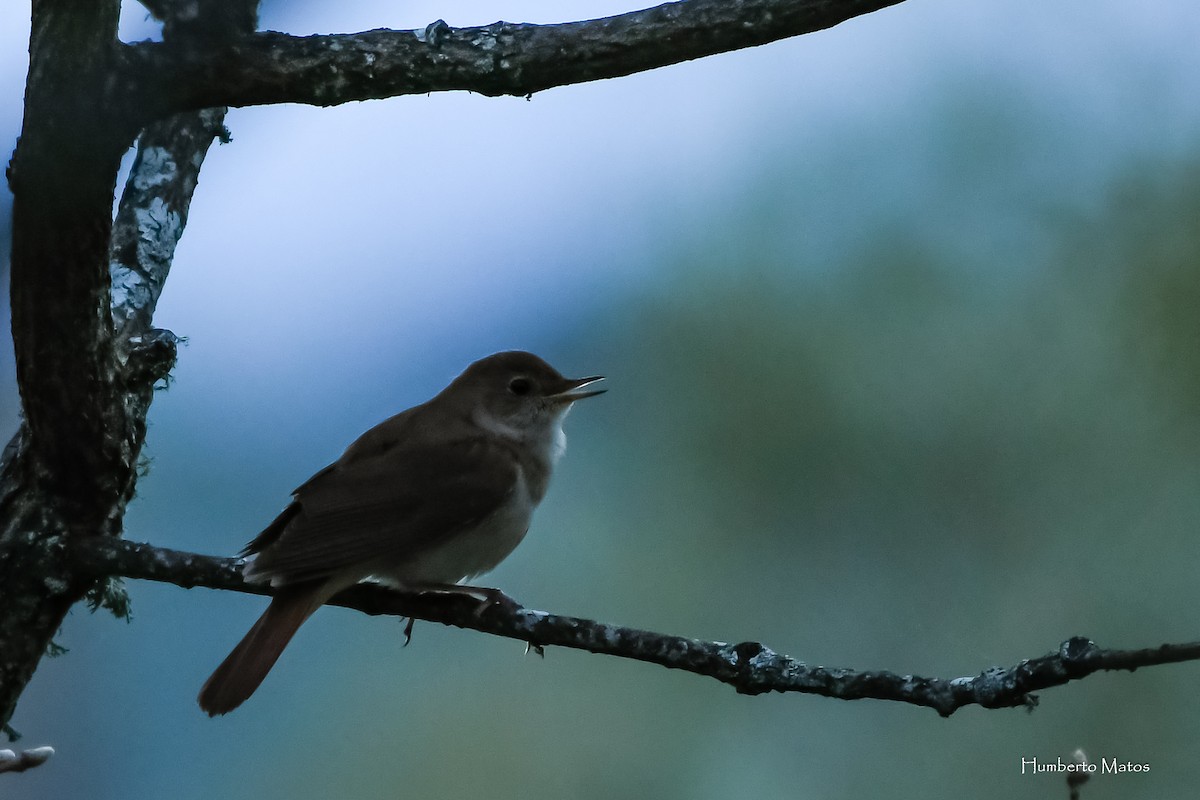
top-left (110, 108), bottom-right (229, 341)
top-left (68, 537), bottom-right (1200, 717)
top-left (122, 0), bottom-right (907, 117)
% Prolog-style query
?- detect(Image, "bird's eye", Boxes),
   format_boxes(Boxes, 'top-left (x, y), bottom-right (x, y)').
top-left (508, 377), bottom-right (532, 396)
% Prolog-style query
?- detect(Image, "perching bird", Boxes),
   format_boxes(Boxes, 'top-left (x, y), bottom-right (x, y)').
top-left (198, 351), bottom-right (604, 715)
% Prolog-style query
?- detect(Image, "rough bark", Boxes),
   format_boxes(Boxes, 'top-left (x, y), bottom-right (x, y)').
top-left (1, 0), bottom-right (133, 736)
top-left (121, 0), bottom-right (906, 112)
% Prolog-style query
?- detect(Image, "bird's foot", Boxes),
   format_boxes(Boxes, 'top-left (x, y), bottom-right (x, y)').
top-left (461, 585), bottom-right (520, 618)
top-left (411, 584), bottom-right (521, 617)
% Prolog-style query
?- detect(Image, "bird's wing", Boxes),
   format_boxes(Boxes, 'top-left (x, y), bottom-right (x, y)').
top-left (244, 435), bottom-right (519, 585)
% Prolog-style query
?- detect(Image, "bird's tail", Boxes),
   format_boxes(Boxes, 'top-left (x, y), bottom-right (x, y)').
top-left (198, 584), bottom-right (324, 716)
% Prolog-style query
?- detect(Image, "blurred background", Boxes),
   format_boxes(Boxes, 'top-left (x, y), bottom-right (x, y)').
top-left (4, 0), bottom-right (1200, 798)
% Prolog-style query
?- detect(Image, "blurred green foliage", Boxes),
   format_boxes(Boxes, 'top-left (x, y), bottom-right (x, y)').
top-left (543, 152), bottom-right (1200, 799)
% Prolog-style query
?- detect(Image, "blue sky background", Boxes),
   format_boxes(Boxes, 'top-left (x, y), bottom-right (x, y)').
top-left (4, 1), bottom-right (1200, 798)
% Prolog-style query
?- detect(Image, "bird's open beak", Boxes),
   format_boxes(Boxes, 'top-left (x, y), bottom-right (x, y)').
top-left (548, 376), bottom-right (606, 404)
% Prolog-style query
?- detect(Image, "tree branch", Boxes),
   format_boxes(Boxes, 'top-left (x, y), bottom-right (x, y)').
top-left (0, 1), bottom-right (252, 735)
top-left (69, 537), bottom-right (1200, 717)
top-left (123, 0), bottom-right (906, 116)
top-left (7, 0), bottom-right (129, 516)
top-left (0, 0), bottom-right (132, 740)
top-left (0, 111), bottom-right (229, 731)
top-left (110, 108), bottom-right (229, 340)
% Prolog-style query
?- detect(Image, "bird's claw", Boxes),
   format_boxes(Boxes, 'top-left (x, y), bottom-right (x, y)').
top-left (468, 587), bottom-right (520, 618)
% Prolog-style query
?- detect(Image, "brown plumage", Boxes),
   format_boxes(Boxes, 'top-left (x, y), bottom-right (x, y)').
top-left (198, 585), bottom-right (324, 715)
top-left (198, 351), bottom-right (604, 715)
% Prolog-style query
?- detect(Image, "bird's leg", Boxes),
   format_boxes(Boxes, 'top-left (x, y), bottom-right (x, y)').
top-left (401, 616), bottom-right (415, 646)
top-left (405, 583), bottom-right (542, 656)
top-left (460, 585), bottom-right (521, 614)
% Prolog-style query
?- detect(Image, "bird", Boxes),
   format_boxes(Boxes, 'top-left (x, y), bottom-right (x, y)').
top-left (198, 351), bottom-right (604, 715)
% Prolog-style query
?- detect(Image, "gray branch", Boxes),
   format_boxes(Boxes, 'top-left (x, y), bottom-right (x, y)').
top-left (121, 0), bottom-right (907, 116)
top-left (110, 108), bottom-right (228, 340)
top-left (69, 537), bottom-right (1200, 717)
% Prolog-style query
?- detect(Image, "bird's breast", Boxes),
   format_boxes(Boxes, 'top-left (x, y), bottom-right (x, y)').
top-left (382, 467), bottom-right (536, 586)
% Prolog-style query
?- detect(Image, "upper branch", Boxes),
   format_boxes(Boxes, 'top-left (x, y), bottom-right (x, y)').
top-left (123, 0), bottom-right (905, 115)
top-left (70, 537), bottom-right (1200, 718)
